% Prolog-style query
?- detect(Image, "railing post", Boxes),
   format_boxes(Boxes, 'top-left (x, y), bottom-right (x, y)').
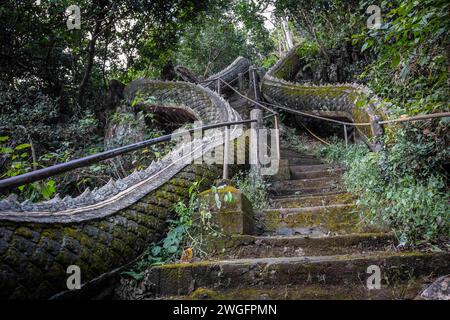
top-left (344, 124), bottom-right (348, 148)
top-left (250, 109), bottom-right (263, 177)
top-left (222, 124), bottom-right (230, 180)
top-left (274, 114), bottom-right (281, 161)
top-left (217, 78), bottom-right (221, 95)
top-left (250, 67), bottom-right (261, 106)
top-left (370, 115), bottom-right (384, 152)
top-left (238, 72), bottom-right (244, 92)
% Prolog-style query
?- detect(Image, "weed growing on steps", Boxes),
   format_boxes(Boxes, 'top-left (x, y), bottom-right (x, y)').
top-left (232, 169), bottom-right (270, 212)
top-left (282, 126), bottom-right (321, 155)
top-left (312, 127), bottom-right (449, 246)
top-left (122, 181), bottom-right (231, 280)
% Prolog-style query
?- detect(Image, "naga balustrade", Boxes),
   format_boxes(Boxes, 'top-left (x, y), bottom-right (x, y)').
top-left (0, 119), bottom-right (256, 192)
top-left (1, 63), bottom-right (448, 192)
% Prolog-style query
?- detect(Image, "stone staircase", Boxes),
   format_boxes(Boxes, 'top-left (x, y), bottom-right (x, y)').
top-left (116, 148), bottom-right (449, 300)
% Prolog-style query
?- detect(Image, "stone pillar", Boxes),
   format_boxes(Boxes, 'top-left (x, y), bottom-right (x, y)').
top-left (370, 115), bottom-right (384, 152)
top-left (250, 108), bottom-right (263, 175)
top-left (199, 186), bottom-right (254, 235)
top-left (238, 72), bottom-right (244, 92)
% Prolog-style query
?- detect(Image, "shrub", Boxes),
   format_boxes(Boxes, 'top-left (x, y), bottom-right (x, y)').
top-left (318, 127), bottom-right (449, 245)
top-left (122, 181), bottom-right (228, 279)
top-left (232, 169), bottom-right (269, 212)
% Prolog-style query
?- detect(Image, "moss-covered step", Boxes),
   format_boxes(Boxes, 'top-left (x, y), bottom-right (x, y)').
top-left (207, 233), bottom-right (396, 259)
top-left (288, 164), bottom-right (342, 172)
top-left (262, 204), bottom-right (365, 234)
top-left (271, 193), bottom-right (354, 209)
top-left (279, 149), bottom-right (318, 159)
top-left (116, 251), bottom-right (450, 299)
top-left (173, 280), bottom-right (430, 300)
top-left (290, 167), bottom-right (344, 180)
top-left (286, 157), bottom-right (324, 166)
top-left (273, 177), bottom-right (341, 189)
top-left (269, 178), bottom-right (343, 196)
top-left (268, 159), bottom-right (291, 182)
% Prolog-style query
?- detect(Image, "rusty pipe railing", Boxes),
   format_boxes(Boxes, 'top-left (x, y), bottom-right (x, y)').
top-left (0, 120), bottom-right (255, 192)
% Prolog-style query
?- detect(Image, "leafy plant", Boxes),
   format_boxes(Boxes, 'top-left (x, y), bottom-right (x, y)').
top-left (355, 0), bottom-right (449, 114)
top-left (232, 169), bottom-right (269, 212)
top-left (123, 181), bottom-right (225, 279)
top-left (0, 136), bottom-right (56, 201)
top-left (316, 126), bottom-right (449, 245)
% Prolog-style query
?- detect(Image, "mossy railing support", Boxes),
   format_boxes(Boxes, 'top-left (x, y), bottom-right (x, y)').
top-left (344, 124), bottom-right (348, 148)
top-left (223, 124), bottom-right (230, 180)
top-left (216, 78), bottom-right (221, 95)
top-left (250, 109), bottom-right (263, 179)
top-left (370, 114), bottom-right (384, 152)
top-left (238, 73), bottom-right (244, 92)
top-left (250, 66), bottom-right (261, 107)
top-left (274, 114), bottom-right (281, 161)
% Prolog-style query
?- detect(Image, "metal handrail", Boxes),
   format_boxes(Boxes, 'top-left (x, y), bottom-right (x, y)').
top-left (0, 119), bottom-right (255, 192)
top-left (261, 101), bottom-right (372, 126)
top-left (262, 101), bottom-right (450, 127)
top-left (218, 78), bottom-right (278, 116)
top-left (198, 68), bottom-right (250, 85)
top-left (4, 62), bottom-right (445, 192)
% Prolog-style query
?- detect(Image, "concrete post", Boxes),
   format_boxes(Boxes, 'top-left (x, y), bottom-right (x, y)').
top-left (250, 108), bottom-right (263, 176)
top-left (222, 125), bottom-right (230, 180)
top-left (238, 72), bottom-right (244, 92)
top-left (370, 115), bottom-right (384, 152)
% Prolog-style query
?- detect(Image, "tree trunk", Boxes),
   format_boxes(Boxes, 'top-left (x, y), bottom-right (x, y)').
top-left (281, 17), bottom-right (294, 50)
top-left (78, 18), bottom-right (102, 107)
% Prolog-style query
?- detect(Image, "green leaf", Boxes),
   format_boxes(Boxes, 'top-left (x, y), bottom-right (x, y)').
top-left (399, 64), bottom-right (410, 79)
top-left (391, 54), bottom-right (401, 68)
top-left (15, 143), bottom-right (31, 150)
top-left (214, 192), bottom-right (221, 209)
top-left (361, 41), bottom-right (371, 53)
top-left (121, 271), bottom-right (144, 281)
top-left (0, 136), bottom-right (9, 142)
top-left (224, 191), bottom-right (234, 203)
top-left (167, 245), bottom-right (178, 254)
top-left (151, 246), bottom-right (162, 256)
top-left (40, 180), bottom-right (56, 199)
top-left (356, 98), bottom-right (366, 108)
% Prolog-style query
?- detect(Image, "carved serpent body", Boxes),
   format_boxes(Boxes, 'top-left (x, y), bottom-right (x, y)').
top-left (262, 46), bottom-right (387, 148)
top-left (0, 77), bottom-right (243, 299)
top-left (0, 48), bottom-right (391, 299)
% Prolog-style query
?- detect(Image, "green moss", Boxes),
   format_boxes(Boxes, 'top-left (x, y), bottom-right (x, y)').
top-left (54, 250), bottom-right (75, 266)
top-left (41, 228), bottom-right (60, 241)
top-left (62, 227), bottom-right (79, 239)
top-left (15, 227), bottom-right (34, 239)
top-left (79, 234), bottom-right (94, 248)
top-left (264, 205), bottom-right (366, 234)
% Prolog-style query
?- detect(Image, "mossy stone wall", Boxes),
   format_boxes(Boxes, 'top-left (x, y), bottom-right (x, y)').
top-left (0, 164), bottom-right (220, 299)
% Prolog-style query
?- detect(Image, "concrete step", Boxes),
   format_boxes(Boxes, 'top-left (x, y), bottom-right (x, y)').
top-left (270, 186), bottom-right (345, 197)
top-left (168, 281), bottom-right (430, 300)
top-left (272, 177), bottom-right (341, 189)
top-left (289, 164), bottom-right (342, 173)
top-left (284, 157), bottom-right (324, 166)
top-left (271, 193), bottom-right (354, 209)
top-left (269, 178), bottom-right (343, 196)
top-left (262, 204), bottom-right (362, 235)
top-left (209, 233), bottom-right (396, 259)
top-left (117, 251), bottom-right (450, 299)
top-left (280, 149), bottom-right (317, 159)
top-left (290, 168), bottom-right (344, 180)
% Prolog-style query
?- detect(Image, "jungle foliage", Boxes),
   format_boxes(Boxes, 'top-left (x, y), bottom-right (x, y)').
top-left (0, 0), bottom-right (274, 200)
top-left (275, 0), bottom-right (449, 245)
